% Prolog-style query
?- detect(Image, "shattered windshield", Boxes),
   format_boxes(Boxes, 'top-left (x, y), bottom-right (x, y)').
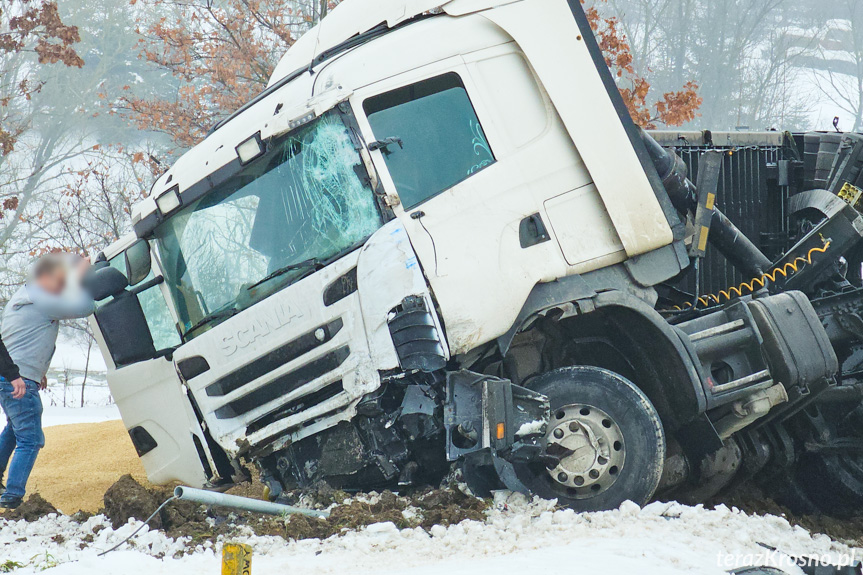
top-left (154, 111), bottom-right (382, 339)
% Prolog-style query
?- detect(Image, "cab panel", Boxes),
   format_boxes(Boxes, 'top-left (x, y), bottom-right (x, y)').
top-left (352, 45), bottom-right (622, 354)
top-left (172, 249), bottom-right (378, 457)
top-left (172, 220), bottom-right (437, 458)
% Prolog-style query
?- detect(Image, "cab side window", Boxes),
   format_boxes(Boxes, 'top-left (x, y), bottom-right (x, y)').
top-left (104, 255), bottom-right (181, 352)
top-left (364, 72), bottom-right (495, 210)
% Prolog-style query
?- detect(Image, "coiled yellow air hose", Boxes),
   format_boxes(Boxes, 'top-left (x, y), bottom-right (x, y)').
top-left (675, 238), bottom-right (831, 310)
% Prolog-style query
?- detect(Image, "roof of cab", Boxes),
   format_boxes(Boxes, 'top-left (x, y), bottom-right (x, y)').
top-left (131, 0), bottom-right (521, 234)
top-left (267, 0), bottom-right (520, 86)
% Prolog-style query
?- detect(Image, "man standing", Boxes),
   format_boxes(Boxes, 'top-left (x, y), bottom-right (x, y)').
top-left (0, 255), bottom-right (94, 508)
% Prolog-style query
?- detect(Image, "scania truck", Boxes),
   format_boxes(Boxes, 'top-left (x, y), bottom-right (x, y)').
top-left (86, 0), bottom-right (863, 512)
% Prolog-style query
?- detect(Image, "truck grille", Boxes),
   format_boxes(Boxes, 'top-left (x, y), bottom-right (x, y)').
top-left (245, 380), bottom-right (345, 435)
top-left (206, 318), bottom-right (343, 397)
top-left (214, 346), bottom-right (350, 419)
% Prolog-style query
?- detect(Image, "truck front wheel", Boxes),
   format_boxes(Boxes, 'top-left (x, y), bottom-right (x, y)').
top-left (515, 366), bottom-right (665, 511)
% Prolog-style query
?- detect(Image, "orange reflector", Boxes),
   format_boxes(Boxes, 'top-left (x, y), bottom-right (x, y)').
top-left (496, 423), bottom-right (505, 440)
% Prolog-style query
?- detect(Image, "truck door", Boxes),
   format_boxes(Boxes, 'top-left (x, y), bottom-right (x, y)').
top-left (90, 240), bottom-right (212, 486)
top-left (351, 51), bottom-right (624, 354)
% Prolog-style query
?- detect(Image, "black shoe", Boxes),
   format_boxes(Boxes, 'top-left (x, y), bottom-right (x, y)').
top-left (0, 495), bottom-right (22, 509)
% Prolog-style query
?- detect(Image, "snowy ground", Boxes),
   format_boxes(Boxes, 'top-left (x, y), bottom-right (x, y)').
top-left (40, 377), bottom-right (118, 428)
top-left (0, 493), bottom-right (858, 575)
top-left (40, 375), bottom-right (119, 428)
top-left (41, 404), bottom-right (120, 428)
top-left (49, 335), bottom-right (106, 375)
top-left (35, 333), bottom-right (120, 427)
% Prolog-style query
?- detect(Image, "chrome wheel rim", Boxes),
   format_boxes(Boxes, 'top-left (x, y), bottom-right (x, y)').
top-left (543, 403), bottom-right (625, 499)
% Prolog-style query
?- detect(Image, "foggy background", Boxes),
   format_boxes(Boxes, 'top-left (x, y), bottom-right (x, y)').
top-left (605, 0), bottom-right (863, 132)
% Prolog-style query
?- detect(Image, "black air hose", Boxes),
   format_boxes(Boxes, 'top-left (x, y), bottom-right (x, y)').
top-left (638, 129), bottom-right (772, 277)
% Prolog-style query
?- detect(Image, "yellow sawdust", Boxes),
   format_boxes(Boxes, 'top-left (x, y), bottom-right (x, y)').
top-left (26, 420), bottom-right (150, 513)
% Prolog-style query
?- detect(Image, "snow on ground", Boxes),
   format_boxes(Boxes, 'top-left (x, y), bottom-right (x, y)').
top-left (34, 331), bottom-right (120, 427)
top-left (0, 493), bottom-right (858, 575)
top-left (41, 404), bottom-right (120, 428)
top-left (50, 335), bottom-right (106, 374)
top-left (41, 381), bottom-right (113, 409)
top-left (38, 375), bottom-right (119, 428)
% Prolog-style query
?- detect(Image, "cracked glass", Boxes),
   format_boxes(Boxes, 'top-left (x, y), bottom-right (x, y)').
top-left (153, 111), bottom-right (382, 338)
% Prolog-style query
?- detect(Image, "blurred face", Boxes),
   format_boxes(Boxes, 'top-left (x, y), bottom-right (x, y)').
top-left (35, 268), bottom-right (67, 295)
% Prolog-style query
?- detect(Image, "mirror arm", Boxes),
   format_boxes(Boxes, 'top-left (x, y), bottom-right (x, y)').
top-left (130, 275), bottom-right (165, 297)
top-left (153, 347), bottom-right (176, 361)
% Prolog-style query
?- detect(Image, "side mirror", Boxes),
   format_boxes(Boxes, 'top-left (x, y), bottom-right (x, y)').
top-left (83, 266), bottom-right (129, 301)
top-left (125, 239), bottom-right (152, 286)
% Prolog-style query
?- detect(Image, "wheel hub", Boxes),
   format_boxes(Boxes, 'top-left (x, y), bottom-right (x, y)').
top-left (543, 403), bottom-right (625, 498)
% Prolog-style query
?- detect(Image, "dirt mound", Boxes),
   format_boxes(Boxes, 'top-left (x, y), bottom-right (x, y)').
top-left (411, 487), bottom-right (487, 528)
top-left (98, 474), bottom-right (489, 545)
top-left (2, 493), bottom-right (58, 521)
top-left (282, 488), bottom-right (489, 541)
top-left (284, 490), bottom-right (410, 541)
top-left (103, 474), bottom-right (166, 529)
top-left (102, 475), bottom-right (206, 533)
top-left (709, 484), bottom-right (863, 547)
top-left (100, 474), bottom-right (277, 543)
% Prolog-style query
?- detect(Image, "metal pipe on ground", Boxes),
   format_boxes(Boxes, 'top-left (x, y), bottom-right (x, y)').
top-left (173, 486), bottom-right (330, 518)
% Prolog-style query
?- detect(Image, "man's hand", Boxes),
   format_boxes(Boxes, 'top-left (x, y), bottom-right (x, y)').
top-left (76, 256), bottom-right (91, 278)
top-left (10, 378), bottom-right (25, 399)
top-left (40, 376), bottom-right (47, 391)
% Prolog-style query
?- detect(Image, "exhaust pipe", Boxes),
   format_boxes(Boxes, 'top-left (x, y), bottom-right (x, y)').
top-left (173, 486), bottom-right (330, 518)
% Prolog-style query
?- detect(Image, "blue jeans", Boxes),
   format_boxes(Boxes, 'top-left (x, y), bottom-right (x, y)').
top-left (0, 378), bottom-right (44, 498)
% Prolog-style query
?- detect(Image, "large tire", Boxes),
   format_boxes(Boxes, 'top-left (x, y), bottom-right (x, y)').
top-left (514, 366), bottom-right (665, 511)
top-left (788, 404), bottom-right (863, 517)
top-left (794, 452), bottom-right (863, 518)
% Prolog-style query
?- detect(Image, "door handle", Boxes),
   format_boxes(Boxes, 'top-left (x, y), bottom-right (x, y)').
top-left (519, 213), bottom-right (551, 248)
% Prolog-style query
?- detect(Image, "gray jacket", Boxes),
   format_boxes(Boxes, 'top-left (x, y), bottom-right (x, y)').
top-left (1, 285), bottom-right (95, 382)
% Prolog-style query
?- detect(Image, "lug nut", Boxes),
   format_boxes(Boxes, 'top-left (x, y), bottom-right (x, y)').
top-left (553, 428), bottom-right (564, 439)
top-left (557, 472), bottom-right (568, 482)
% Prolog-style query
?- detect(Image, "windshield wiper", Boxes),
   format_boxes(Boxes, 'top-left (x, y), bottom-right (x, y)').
top-left (246, 257), bottom-right (323, 292)
top-left (185, 307), bottom-right (239, 337)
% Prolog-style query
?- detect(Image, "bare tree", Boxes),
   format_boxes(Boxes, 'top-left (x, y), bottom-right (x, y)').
top-left (0, 1), bottom-right (163, 298)
top-left (0, 1), bottom-right (83, 155)
top-left (807, 2), bottom-right (863, 131)
top-left (606, 0), bottom-right (816, 130)
top-left (80, 335), bottom-right (91, 407)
